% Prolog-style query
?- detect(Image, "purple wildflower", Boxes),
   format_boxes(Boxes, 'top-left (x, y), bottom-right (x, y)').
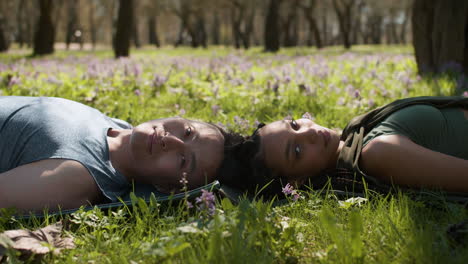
top-left (353, 90), bottom-right (361, 99)
top-left (292, 193), bottom-right (300, 202)
top-left (282, 183), bottom-right (294, 195)
top-left (463, 91), bottom-right (468, 97)
top-left (211, 105), bottom-right (220, 116)
top-left (134, 89), bottom-right (141, 96)
top-left (282, 183), bottom-right (302, 201)
top-left (186, 201), bottom-right (194, 209)
top-left (153, 74), bottom-right (167, 87)
top-left (8, 76), bottom-right (21, 87)
top-left (179, 172), bottom-right (188, 186)
top-left (179, 109), bottom-right (186, 116)
top-left (195, 189), bottom-right (216, 216)
top-left (302, 112), bottom-right (314, 120)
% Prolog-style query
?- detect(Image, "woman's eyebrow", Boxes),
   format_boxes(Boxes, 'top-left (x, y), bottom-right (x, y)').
top-left (285, 139), bottom-right (292, 163)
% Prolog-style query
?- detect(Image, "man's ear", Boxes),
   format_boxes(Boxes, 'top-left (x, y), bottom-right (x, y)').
top-left (154, 183), bottom-right (178, 194)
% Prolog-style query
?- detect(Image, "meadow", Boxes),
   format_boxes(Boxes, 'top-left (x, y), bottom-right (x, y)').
top-left (1, 46), bottom-right (467, 263)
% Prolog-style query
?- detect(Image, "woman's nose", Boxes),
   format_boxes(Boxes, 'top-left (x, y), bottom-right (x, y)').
top-left (161, 133), bottom-right (184, 151)
top-left (297, 126), bottom-right (317, 143)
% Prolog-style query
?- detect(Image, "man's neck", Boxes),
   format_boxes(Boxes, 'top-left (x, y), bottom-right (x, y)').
top-left (107, 128), bottom-right (133, 182)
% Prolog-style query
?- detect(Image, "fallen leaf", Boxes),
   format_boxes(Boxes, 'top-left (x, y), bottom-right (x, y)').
top-left (0, 221), bottom-right (75, 261)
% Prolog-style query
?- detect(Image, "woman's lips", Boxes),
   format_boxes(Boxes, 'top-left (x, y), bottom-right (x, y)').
top-left (321, 130), bottom-right (331, 147)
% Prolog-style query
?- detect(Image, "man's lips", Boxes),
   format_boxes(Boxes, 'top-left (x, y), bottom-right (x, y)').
top-left (148, 128), bottom-right (156, 155)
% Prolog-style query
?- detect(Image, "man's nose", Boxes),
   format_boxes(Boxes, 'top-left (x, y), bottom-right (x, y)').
top-left (161, 133), bottom-right (185, 151)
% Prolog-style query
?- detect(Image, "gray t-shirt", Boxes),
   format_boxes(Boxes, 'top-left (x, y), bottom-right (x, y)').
top-left (0, 96), bottom-right (141, 201)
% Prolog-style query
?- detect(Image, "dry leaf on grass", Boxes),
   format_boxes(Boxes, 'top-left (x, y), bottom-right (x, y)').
top-left (0, 221), bottom-right (75, 261)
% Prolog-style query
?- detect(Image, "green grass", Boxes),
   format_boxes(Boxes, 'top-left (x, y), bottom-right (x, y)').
top-left (1, 45), bottom-right (467, 263)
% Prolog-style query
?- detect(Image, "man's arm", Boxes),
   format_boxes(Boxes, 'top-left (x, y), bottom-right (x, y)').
top-left (0, 159), bottom-right (102, 213)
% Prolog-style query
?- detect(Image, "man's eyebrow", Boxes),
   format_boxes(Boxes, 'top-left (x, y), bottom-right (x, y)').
top-left (190, 151), bottom-right (197, 176)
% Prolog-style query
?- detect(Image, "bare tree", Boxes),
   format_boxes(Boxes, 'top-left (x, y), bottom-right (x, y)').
top-left (264, 0), bottom-right (281, 52)
top-left (301, 0), bottom-right (322, 48)
top-left (144, 0), bottom-right (161, 47)
top-left (0, 18), bottom-right (7, 52)
top-left (228, 0), bottom-right (256, 49)
top-left (169, 0), bottom-right (207, 48)
top-left (33, 0), bottom-right (55, 55)
top-left (113, 0), bottom-right (133, 57)
top-left (281, 0), bottom-right (300, 47)
top-left (332, 0), bottom-right (356, 49)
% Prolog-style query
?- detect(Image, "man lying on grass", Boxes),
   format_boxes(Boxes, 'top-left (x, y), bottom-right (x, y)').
top-left (0, 96), bottom-right (236, 213)
top-left (220, 96), bottom-right (468, 198)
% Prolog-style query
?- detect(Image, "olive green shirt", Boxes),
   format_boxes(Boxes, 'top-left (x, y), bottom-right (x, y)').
top-left (362, 105), bottom-right (468, 160)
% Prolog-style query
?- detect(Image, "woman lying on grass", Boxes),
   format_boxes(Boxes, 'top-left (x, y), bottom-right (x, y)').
top-left (0, 96), bottom-right (231, 213)
top-left (220, 96), bottom-right (468, 197)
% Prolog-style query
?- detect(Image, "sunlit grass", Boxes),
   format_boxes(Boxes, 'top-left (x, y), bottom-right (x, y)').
top-left (1, 46), bottom-right (467, 263)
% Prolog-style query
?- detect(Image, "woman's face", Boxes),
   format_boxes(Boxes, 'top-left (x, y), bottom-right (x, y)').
top-left (257, 118), bottom-right (340, 184)
top-left (129, 117), bottom-right (224, 192)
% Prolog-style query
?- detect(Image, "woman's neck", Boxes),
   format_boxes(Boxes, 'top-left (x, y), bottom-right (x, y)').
top-left (327, 140), bottom-right (344, 169)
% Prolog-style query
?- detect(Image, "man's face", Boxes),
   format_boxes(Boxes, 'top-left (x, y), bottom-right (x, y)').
top-left (129, 117), bottom-right (224, 192)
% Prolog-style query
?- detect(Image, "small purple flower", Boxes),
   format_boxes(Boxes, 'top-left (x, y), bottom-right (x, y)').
top-left (301, 112), bottom-right (314, 120)
top-left (179, 172), bottom-right (188, 186)
top-left (282, 183), bottom-right (294, 195)
top-left (292, 193), bottom-right (300, 202)
top-left (134, 89), bottom-right (141, 96)
top-left (282, 183), bottom-right (302, 201)
top-left (368, 99), bottom-right (375, 108)
top-left (353, 90), bottom-right (361, 99)
top-left (196, 189), bottom-right (216, 216)
top-left (272, 82), bottom-right (279, 94)
top-left (153, 74), bottom-right (167, 87)
top-left (8, 76), bottom-right (21, 87)
top-left (179, 109), bottom-right (186, 116)
top-left (463, 91), bottom-right (468, 97)
top-left (211, 105), bottom-right (220, 116)
top-left (186, 201), bottom-right (194, 209)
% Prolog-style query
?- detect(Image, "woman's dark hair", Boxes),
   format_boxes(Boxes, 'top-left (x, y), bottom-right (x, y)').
top-left (216, 123), bottom-right (393, 197)
top-left (215, 123), bottom-right (285, 196)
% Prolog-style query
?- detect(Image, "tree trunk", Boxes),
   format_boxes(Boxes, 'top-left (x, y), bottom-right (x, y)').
top-left (321, 9), bottom-right (328, 45)
top-left (113, 0), bottom-right (133, 58)
top-left (231, 8), bottom-right (241, 49)
top-left (89, 1), bottom-right (97, 50)
top-left (282, 4), bottom-right (299, 47)
top-left (65, 0), bottom-right (77, 50)
top-left (399, 6), bottom-right (410, 44)
top-left (133, 17), bottom-right (140, 48)
top-left (196, 15), bottom-right (207, 48)
top-left (264, 0), bottom-right (281, 52)
top-left (241, 8), bottom-right (255, 49)
top-left (369, 15), bottom-right (382, 44)
top-left (148, 16), bottom-right (160, 47)
top-left (412, 0), bottom-right (468, 74)
top-left (332, 0), bottom-right (354, 49)
top-left (212, 13), bottom-right (220, 45)
top-left (0, 19), bottom-right (8, 52)
top-left (303, 0), bottom-right (322, 49)
top-left (33, 0), bottom-right (55, 56)
top-left (16, 0), bottom-right (26, 48)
